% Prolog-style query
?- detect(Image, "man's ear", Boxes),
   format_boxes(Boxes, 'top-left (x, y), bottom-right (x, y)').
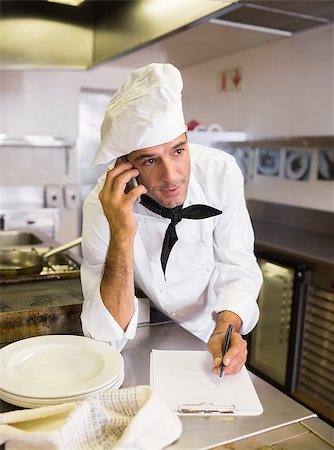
top-left (115, 156), bottom-right (128, 166)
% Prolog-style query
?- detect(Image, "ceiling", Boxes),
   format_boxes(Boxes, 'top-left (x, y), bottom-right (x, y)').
top-left (108, 0), bottom-right (334, 69)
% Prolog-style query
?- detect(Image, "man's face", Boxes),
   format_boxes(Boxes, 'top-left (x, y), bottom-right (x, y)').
top-left (127, 133), bottom-right (191, 208)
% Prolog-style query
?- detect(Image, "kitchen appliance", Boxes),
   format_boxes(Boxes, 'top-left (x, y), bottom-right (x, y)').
top-left (0, 251), bottom-right (80, 285)
top-left (0, 230), bottom-right (81, 285)
top-left (0, 209), bottom-right (60, 240)
top-left (248, 253), bottom-right (310, 392)
top-left (0, 186), bottom-right (60, 240)
top-left (0, 237), bottom-right (81, 278)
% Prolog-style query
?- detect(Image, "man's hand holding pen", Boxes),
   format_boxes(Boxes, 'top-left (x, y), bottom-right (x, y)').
top-left (207, 310), bottom-right (248, 376)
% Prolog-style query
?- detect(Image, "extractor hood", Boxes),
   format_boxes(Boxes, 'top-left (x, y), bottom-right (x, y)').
top-left (0, 0), bottom-right (234, 69)
top-left (0, 0), bottom-right (333, 69)
top-left (210, 1), bottom-right (333, 35)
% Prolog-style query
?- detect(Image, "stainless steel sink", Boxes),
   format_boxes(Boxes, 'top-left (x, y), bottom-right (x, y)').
top-left (0, 231), bottom-right (43, 247)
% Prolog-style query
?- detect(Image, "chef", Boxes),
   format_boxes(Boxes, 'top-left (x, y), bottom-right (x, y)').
top-left (80, 63), bottom-right (263, 375)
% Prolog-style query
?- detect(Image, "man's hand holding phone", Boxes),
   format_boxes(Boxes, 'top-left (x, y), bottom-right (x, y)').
top-left (98, 158), bottom-right (146, 331)
top-left (125, 174), bottom-right (139, 194)
top-left (99, 158), bottom-right (147, 240)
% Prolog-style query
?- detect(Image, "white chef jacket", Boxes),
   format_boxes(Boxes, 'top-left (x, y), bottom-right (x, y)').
top-left (80, 143), bottom-right (263, 351)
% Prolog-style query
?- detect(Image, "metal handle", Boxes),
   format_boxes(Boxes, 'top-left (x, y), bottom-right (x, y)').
top-left (43, 237), bottom-right (82, 259)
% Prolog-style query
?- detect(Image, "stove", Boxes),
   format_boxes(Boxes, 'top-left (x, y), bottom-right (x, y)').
top-left (0, 248), bottom-right (80, 285)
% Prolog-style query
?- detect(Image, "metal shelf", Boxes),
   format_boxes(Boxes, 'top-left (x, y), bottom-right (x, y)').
top-left (0, 135), bottom-right (74, 174)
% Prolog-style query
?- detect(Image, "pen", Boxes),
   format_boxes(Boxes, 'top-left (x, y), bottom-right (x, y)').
top-left (220, 324), bottom-right (233, 377)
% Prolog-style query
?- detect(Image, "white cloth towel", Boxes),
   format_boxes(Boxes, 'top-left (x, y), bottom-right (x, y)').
top-left (0, 385), bottom-right (182, 450)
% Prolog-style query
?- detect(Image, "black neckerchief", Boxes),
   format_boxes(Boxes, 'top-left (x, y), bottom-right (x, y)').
top-left (140, 194), bottom-right (222, 275)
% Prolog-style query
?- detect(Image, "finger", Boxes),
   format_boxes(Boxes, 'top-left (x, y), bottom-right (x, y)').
top-left (99, 165), bottom-right (128, 199)
top-left (210, 331), bottom-right (239, 366)
top-left (105, 162), bottom-right (134, 186)
top-left (222, 333), bottom-right (245, 362)
top-left (112, 168), bottom-right (140, 197)
top-left (216, 350), bottom-right (246, 376)
top-left (126, 184), bottom-right (147, 204)
top-left (223, 355), bottom-right (246, 375)
top-left (210, 333), bottom-right (247, 376)
top-left (223, 344), bottom-right (247, 375)
top-left (115, 157), bottom-right (126, 167)
top-left (99, 170), bottom-right (112, 203)
top-left (100, 167), bottom-right (139, 201)
top-left (207, 332), bottom-right (225, 368)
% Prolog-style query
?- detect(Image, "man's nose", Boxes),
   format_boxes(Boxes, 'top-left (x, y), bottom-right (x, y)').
top-left (160, 159), bottom-right (176, 182)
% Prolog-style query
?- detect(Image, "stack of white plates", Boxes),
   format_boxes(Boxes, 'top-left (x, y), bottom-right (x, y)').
top-left (0, 335), bottom-right (124, 408)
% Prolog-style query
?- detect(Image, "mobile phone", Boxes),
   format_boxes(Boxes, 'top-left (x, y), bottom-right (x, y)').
top-left (126, 176), bottom-right (138, 191)
top-left (121, 156), bottom-right (139, 192)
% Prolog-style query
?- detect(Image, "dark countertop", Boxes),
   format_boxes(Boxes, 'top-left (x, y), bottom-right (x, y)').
top-left (0, 278), bottom-right (83, 347)
top-left (253, 219), bottom-right (334, 267)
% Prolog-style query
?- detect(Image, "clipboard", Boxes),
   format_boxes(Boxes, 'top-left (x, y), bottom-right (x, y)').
top-left (150, 350), bottom-right (263, 416)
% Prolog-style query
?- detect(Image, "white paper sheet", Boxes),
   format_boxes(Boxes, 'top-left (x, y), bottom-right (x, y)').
top-left (150, 350), bottom-right (263, 416)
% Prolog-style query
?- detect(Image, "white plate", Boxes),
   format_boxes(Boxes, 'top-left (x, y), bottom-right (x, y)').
top-left (0, 371), bottom-right (124, 402)
top-left (0, 374), bottom-right (124, 408)
top-left (0, 366), bottom-right (124, 399)
top-left (0, 335), bottom-right (124, 398)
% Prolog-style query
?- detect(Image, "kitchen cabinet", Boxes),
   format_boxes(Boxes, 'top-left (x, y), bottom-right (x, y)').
top-left (293, 264), bottom-right (334, 424)
top-left (249, 218), bottom-right (334, 425)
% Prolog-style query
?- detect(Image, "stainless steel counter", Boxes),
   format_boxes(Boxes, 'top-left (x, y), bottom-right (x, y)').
top-left (1, 320), bottom-right (333, 449)
top-left (121, 322), bottom-right (333, 450)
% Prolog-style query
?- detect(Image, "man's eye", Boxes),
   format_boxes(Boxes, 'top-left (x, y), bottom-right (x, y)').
top-left (144, 158), bottom-right (155, 165)
top-left (175, 148), bottom-right (183, 155)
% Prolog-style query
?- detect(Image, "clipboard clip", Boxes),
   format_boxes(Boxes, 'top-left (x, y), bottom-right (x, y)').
top-left (178, 402), bottom-right (236, 414)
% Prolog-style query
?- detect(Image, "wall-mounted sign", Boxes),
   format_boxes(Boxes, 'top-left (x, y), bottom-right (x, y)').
top-left (257, 148), bottom-right (281, 177)
top-left (220, 66), bottom-right (243, 92)
top-left (284, 149), bottom-right (311, 182)
top-left (318, 149), bottom-right (334, 181)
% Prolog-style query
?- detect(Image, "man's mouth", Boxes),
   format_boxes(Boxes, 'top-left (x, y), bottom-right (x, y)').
top-left (162, 184), bottom-right (182, 195)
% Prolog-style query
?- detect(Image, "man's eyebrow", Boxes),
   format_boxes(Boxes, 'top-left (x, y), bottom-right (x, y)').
top-left (132, 152), bottom-right (157, 162)
top-left (172, 139), bottom-right (187, 150)
top-left (132, 139), bottom-right (188, 162)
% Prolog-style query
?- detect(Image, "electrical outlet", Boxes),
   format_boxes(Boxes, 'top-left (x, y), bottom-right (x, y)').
top-left (45, 185), bottom-right (62, 208)
top-left (64, 184), bottom-right (80, 209)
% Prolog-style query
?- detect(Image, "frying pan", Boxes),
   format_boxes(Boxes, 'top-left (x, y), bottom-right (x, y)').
top-left (0, 237), bottom-right (82, 278)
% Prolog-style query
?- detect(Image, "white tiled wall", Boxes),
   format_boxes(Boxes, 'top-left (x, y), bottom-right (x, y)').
top-left (0, 25), bottom-right (333, 216)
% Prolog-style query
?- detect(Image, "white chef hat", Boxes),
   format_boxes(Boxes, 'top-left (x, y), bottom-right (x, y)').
top-left (94, 63), bottom-right (187, 165)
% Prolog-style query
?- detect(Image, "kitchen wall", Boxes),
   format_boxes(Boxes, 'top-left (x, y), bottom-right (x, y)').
top-left (0, 65), bottom-right (132, 242)
top-left (181, 24), bottom-right (334, 212)
top-left (0, 23), bottom-right (333, 239)
top-left (181, 24), bottom-right (333, 136)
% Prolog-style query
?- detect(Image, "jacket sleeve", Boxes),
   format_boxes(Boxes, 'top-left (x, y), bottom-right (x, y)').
top-left (212, 158), bottom-right (263, 335)
top-left (80, 180), bottom-right (139, 351)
